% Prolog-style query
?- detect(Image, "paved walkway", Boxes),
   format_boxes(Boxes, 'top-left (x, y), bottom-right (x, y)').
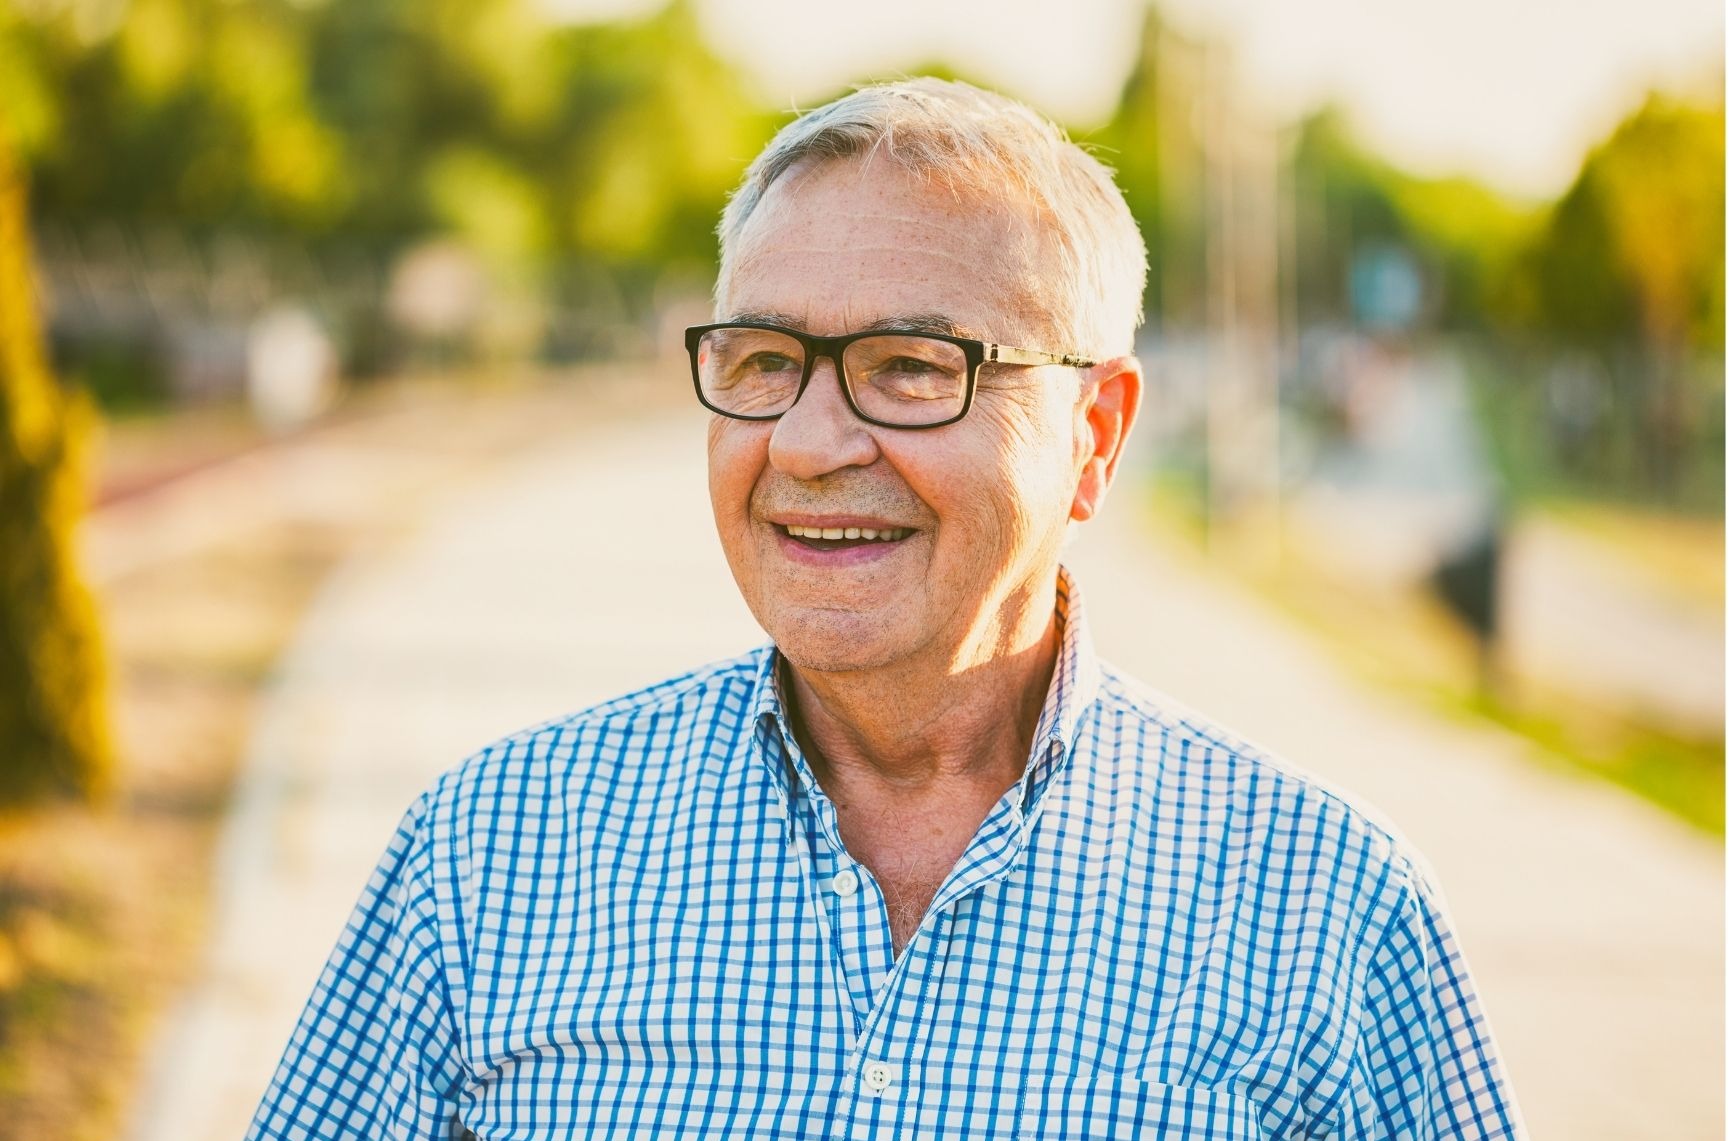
top-left (127, 402), bottom-right (1721, 1140)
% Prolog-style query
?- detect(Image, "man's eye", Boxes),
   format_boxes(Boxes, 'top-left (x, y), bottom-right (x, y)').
top-left (744, 352), bottom-right (800, 374)
top-left (884, 356), bottom-right (940, 374)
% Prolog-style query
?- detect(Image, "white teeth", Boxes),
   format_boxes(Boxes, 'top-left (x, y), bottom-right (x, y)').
top-left (784, 524), bottom-right (911, 541)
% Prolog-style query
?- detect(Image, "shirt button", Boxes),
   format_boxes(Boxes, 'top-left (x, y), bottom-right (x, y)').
top-left (831, 868), bottom-right (860, 897)
top-left (861, 1060), bottom-right (894, 1094)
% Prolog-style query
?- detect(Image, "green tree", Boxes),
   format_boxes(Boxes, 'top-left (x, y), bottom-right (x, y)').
top-left (5, 0), bottom-right (770, 271)
top-left (0, 124), bottom-right (113, 805)
top-left (547, 1), bottom-right (772, 272)
top-left (1522, 92), bottom-right (1725, 353)
top-left (1515, 90), bottom-right (1726, 502)
top-left (8, 0), bottom-right (342, 234)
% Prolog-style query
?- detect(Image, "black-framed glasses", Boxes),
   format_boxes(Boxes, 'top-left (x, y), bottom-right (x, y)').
top-left (685, 321), bottom-right (1096, 429)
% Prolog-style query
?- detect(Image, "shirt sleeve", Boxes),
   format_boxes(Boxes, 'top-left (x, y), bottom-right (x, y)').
top-left (1344, 862), bottom-right (1527, 1140)
top-left (247, 795), bottom-right (469, 1140)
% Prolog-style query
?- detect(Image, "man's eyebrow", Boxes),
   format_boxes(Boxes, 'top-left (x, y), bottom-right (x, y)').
top-left (858, 313), bottom-right (981, 339)
top-left (720, 311), bottom-right (981, 339)
top-left (725, 309), bottom-right (806, 330)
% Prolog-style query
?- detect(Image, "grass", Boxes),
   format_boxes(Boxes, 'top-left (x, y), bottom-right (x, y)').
top-left (1144, 482), bottom-right (1725, 838)
top-left (1538, 498), bottom-right (1725, 613)
top-left (1458, 685), bottom-right (1724, 835)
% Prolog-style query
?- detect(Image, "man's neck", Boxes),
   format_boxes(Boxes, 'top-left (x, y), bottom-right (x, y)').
top-left (781, 589), bottom-right (1061, 802)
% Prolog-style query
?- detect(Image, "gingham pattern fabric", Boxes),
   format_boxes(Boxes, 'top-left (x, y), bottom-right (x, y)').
top-left (248, 570), bottom-right (1524, 1140)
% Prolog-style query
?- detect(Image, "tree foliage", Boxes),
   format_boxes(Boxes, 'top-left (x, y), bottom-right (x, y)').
top-left (1521, 93), bottom-right (1725, 353)
top-left (4, 0), bottom-right (771, 277)
top-left (1282, 88), bottom-right (1724, 357)
top-left (8, 0), bottom-right (1718, 353)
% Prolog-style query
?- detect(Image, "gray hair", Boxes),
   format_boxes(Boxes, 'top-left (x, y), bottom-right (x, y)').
top-left (715, 78), bottom-right (1148, 358)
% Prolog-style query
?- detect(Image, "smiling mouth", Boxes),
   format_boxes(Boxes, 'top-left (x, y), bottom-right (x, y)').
top-left (777, 523), bottom-right (914, 551)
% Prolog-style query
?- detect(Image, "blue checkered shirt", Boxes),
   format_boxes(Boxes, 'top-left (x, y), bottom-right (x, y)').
top-left (249, 570), bottom-right (1524, 1139)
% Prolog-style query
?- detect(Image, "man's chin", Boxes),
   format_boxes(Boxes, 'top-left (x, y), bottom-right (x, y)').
top-left (766, 615), bottom-right (910, 676)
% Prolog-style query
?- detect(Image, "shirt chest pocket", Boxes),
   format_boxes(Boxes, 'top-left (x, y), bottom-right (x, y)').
top-left (1020, 1072), bottom-right (1266, 1141)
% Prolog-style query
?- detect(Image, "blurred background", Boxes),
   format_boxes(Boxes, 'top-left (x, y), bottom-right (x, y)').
top-left (0, 0), bottom-right (1721, 1136)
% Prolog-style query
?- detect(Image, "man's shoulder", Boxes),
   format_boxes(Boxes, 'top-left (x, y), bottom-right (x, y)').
top-left (417, 646), bottom-right (773, 818)
top-left (1088, 660), bottom-right (1434, 910)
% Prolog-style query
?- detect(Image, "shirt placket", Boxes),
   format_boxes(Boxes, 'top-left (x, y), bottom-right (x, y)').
top-left (791, 778), bottom-right (896, 1028)
top-left (826, 786), bottom-right (1040, 1141)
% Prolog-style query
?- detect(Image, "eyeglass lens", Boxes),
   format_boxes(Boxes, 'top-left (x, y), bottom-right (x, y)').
top-left (695, 327), bottom-right (968, 426)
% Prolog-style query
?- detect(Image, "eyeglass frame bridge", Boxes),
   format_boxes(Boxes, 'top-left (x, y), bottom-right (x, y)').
top-left (684, 321), bottom-right (1096, 431)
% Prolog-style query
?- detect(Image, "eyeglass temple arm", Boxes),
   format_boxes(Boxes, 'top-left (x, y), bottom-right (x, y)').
top-left (985, 344), bottom-right (1096, 369)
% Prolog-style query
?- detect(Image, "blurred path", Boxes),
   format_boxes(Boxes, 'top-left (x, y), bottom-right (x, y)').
top-left (128, 400), bottom-right (1721, 1141)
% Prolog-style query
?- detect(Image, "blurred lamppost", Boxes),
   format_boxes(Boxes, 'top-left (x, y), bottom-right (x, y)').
top-left (1199, 43), bottom-right (1282, 567)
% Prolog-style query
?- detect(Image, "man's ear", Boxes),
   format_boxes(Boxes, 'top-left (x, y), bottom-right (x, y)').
top-left (1070, 355), bottom-right (1143, 523)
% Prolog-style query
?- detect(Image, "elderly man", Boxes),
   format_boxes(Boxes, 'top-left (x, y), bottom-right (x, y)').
top-left (249, 80), bottom-right (1523, 1139)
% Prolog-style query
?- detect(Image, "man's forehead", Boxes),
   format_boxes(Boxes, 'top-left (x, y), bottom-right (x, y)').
top-left (741, 156), bottom-right (1034, 247)
top-left (722, 158), bottom-right (1054, 341)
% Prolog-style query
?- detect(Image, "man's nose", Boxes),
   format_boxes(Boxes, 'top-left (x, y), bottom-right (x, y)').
top-left (767, 356), bottom-right (880, 480)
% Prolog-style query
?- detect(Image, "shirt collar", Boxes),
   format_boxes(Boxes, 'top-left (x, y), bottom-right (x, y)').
top-left (1016, 565), bottom-right (1103, 811)
top-left (747, 565), bottom-right (1104, 812)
